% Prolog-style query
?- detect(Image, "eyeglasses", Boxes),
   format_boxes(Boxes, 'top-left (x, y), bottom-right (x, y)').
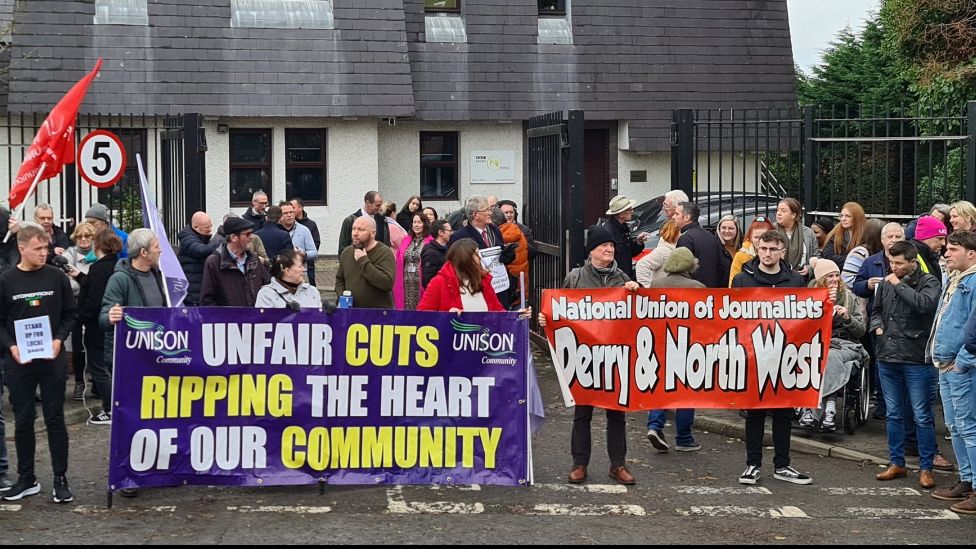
top-left (757, 246), bottom-right (783, 254)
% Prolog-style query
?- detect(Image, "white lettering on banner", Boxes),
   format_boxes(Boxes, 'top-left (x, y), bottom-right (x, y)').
top-left (751, 323), bottom-right (824, 398)
top-left (306, 375), bottom-right (369, 418)
top-left (665, 326), bottom-right (747, 392)
top-left (552, 326), bottom-right (631, 406)
top-left (202, 323), bottom-right (333, 366)
top-left (129, 428), bottom-right (178, 471)
top-left (189, 426), bottom-right (267, 471)
top-left (379, 376), bottom-right (495, 418)
top-left (718, 294), bottom-right (824, 320)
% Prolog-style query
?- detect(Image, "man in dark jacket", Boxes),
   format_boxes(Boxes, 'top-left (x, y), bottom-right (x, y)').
top-left (603, 195), bottom-right (648, 281)
top-left (177, 212), bottom-right (220, 306)
top-left (421, 219), bottom-right (452, 288)
top-left (674, 201), bottom-right (731, 288)
top-left (200, 217), bottom-right (270, 307)
top-left (731, 231), bottom-right (812, 486)
top-left (253, 206), bottom-right (292, 262)
top-left (338, 191), bottom-right (389, 255)
top-left (291, 198), bottom-right (321, 285)
top-left (33, 204), bottom-right (71, 262)
top-left (451, 195), bottom-right (516, 308)
top-left (870, 240), bottom-right (941, 489)
top-left (241, 190), bottom-right (269, 231)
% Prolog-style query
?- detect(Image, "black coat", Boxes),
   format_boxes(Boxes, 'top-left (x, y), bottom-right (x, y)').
top-left (450, 224), bottom-right (513, 309)
top-left (47, 226), bottom-right (71, 263)
top-left (200, 245), bottom-right (271, 307)
top-left (77, 253), bottom-right (118, 326)
top-left (177, 227), bottom-right (220, 305)
top-left (912, 239), bottom-right (943, 284)
top-left (421, 240), bottom-right (448, 289)
top-left (241, 208), bottom-right (266, 231)
top-left (605, 216), bottom-right (643, 281)
top-left (677, 222), bottom-right (732, 288)
top-left (254, 223), bottom-right (293, 263)
top-left (731, 257), bottom-right (805, 288)
top-left (869, 266), bottom-right (940, 364)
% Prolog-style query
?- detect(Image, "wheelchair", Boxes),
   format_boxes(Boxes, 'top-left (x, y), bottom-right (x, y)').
top-left (795, 356), bottom-right (871, 435)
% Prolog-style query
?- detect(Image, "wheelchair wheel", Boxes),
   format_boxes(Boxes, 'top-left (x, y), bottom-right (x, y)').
top-left (858, 365), bottom-right (870, 425)
top-left (845, 409), bottom-right (858, 435)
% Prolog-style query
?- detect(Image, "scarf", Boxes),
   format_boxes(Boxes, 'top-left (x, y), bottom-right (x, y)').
top-left (780, 225), bottom-right (805, 269)
top-left (278, 278), bottom-right (301, 294)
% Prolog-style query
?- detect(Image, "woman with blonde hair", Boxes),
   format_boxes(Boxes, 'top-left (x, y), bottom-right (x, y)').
top-left (728, 216), bottom-right (776, 286)
top-left (635, 220), bottom-right (680, 287)
top-left (819, 201), bottom-right (867, 268)
top-left (950, 201), bottom-right (976, 233)
top-left (715, 215), bottom-right (743, 259)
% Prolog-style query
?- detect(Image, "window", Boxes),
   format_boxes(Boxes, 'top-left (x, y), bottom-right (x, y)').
top-left (424, 0), bottom-right (460, 13)
top-left (94, 0), bottom-right (148, 25)
top-left (229, 130), bottom-right (272, 207)
top-left (420, 132), bottom-right (459, 200)
top-left (538, 0), bottom-right (566, 16)
top-left (231, 0), bottom-right (334, 29)
top-left (285, 129), bottom-right (327, 205)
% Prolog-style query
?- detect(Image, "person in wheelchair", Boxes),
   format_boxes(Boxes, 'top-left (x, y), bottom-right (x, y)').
top-left (799, 260), bottom-right (869, 430)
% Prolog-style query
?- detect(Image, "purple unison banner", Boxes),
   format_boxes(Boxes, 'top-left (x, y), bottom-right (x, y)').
top-left (108, 307), bottom-right (531, 491)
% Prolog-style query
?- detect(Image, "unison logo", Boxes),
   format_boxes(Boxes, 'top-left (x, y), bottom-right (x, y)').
top-left (123, 314), bottom-right (190, 356)
top-left (450, 318), bottom-right (515, 357)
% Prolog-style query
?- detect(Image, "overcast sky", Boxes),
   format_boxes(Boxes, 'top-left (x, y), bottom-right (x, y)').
top-left (788, 0), bottom-right (879, 73)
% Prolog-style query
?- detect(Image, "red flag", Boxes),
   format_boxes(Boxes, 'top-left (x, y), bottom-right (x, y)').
top-left (7, 58), bottom-right (102, 209)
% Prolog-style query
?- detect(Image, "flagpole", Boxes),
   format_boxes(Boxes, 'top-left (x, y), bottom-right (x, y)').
top-left (136, 154), bottom-right (172, 308)
top-left (2, 161), bottom-right (47, 244)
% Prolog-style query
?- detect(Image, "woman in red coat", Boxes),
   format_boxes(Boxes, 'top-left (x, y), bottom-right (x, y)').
top-left (417, 238), bottom-right (506, 313)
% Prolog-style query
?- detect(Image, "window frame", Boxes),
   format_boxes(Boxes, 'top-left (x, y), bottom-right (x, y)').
top-left (229, 128), bottom-right (273, 208)
top-left (424, 0), bottom-right (461, 14)
top-left (285, 128), bottom-right (328, 206)
top-left (419, 131), bottom-right (460, 201)
top-left (538, 0), bottom-right (567, 17)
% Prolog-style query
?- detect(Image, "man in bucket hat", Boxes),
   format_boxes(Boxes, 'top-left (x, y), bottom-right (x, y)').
top-left (604, 195), bottom-right (649, 280)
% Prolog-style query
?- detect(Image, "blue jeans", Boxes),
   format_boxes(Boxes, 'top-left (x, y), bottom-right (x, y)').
top-left (646, 409), bottom-right (696, 446)
top-left (942, 365), bottom-right (976, 483)
top-left (879, 362), bottom-right (937, 470)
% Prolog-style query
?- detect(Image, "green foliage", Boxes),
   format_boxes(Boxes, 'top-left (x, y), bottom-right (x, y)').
top-left (116, 183), bottom-right (143, 234)
top-left (918, 147), bottom-right (965, 205)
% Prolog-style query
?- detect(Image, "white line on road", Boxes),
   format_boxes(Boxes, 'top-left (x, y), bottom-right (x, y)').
top-left (823, 487), bottom-right (921, 497)
top-left (524, 504), bottom-right (646, 516)
top-left (0, 504), bottom-right (22, 512)
top-left (226, 505), bottom-right (332, 514)
top-left (679, 506), bottom-right (809, 518)
top-left (386, 486), bottom-right (484, 514)
top-left (73, 505), bottom-right (177, 514)
top-left (846, 507), bottom-right (960, 520)
top-left (532, 483), bottom-right (629, 494)
top-left (417, 484), bottom-right (482, 492)
top-left (675, 486), bottom-right (772, 495)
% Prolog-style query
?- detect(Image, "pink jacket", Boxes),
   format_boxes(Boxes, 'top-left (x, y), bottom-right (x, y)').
top-left (394, 234), bottom-right (434, 309)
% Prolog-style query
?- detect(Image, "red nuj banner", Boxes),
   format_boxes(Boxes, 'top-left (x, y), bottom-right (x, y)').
top-left (541, 288), bottom-right (833, 411)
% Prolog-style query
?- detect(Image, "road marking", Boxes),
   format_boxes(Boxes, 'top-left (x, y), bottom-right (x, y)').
top-left (419, 484), bottom-right (482, 492)
top-left (226, 505), bottom-right (331, 514)
top-left (846, 507), bottom-right (960, 520)
top-left (0, 504), bottom-right (22, 512)
top-left (675, 486), bottom-right (772, 495)
top-left (822, 487), bottom-right (921, 496)
top-left (533, 483), bottom-right (628, 494)
top-left (524, 504), bottom-right (646, 516)
top-left (385, 487), bottom-right (483, 514)
top-left (73, 505), bottom-right (177, 514)
top-left (680, 506), bottom-right (809, 518)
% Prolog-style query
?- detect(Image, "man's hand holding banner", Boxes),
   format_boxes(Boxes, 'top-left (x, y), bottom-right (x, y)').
top-left (542, 288), bottom-right (833, 411)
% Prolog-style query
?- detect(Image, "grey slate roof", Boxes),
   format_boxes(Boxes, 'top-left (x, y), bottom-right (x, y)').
top-left (4, 0), bottom-right (797, 151)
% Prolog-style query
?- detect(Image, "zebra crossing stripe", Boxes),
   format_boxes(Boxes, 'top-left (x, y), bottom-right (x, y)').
top-left (532, 483), bottom-right (628, 493)
top-left (675, 486), bottom-right (772, 495)
top-left (822, 487), bottom-right (921, 496)
top-left (681, 506), bottom-right (809, 518)
top-left (226, 505), bottom-right (332, 514)
top-left (0, 504), bottom-right (22, 512)
top-left (525, 504), bottom-right (646, 516)
top-left (386, 486), bottom-right (484, 514)
top-left (846, 507), bottom-right (960, 520)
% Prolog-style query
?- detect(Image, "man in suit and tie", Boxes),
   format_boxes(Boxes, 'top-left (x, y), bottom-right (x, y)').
top-left (450, 195), bottom-right (514, 308)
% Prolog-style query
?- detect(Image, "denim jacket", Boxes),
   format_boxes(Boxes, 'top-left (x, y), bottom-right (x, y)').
top-left (932, 271), bottom-right (976, 368)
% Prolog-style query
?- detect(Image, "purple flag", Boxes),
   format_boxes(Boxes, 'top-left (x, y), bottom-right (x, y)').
top-left (137, 154), bottom-right (189, 307)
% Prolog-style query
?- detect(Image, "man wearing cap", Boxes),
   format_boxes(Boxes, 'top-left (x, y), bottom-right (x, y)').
top-left (84, 203), bottom-right (128, 259)
top-left (912, 215), bottom-right (948, 285)
top-left (200, 217), bottom-right (270, 307)
top-left (604, 195), bottom-right (649, 281)
top-left (538, 224), bottom-right (640, 485)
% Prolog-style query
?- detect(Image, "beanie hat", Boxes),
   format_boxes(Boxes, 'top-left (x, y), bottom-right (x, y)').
top-left (813, 258), bottom-right (840, 281)
top-left (222, 216), bottom-right (254, 236)
top-left (915, 215), bottom-right (948, 241)
top-left (812, 217), bottom-right (835, 235)
top-left (585, 224), bottom-right (615, 253)
top-left (663, 247), bottom-right (697, 274)
top-left (84, 203), bottom-right (110, 224)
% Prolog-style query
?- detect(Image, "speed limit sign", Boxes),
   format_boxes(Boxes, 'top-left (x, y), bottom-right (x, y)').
top-left (78, 130), bottom-right (127, 188)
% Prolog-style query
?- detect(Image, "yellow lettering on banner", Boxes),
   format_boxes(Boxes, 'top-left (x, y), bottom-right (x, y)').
top-left (227, 375), bottom-right (241, 417)
top-left (394, 426), bottom-right (419, 468)
top-left (444, 427), bottom-right (457, 467)
top-left (394, 325), bottom-right (417, 365)
top-left (166, 376), bottom-right (181, 418)
top-left (457, 428), bottom-right (478, 468)
top-left (347, 324), bottom-right (368, 366)
top-left (420, 426), bottom-right (444, 467)
top-left (203, 376), bottom-right (228, 417)
top-left (268, 374), bottom-right (293, 417)
top-left (361, 426), bottom-right (393, 468)
top-left (241, 375), bottom-right (266, 416)
top-left (480, 428), bottom-right (501, 469)
top-left (180, 377), bottom-right (205, 417)
top-left (141, 376), bottom-right (166, 419)
top-left (281, 426), bottom-right (306, 469)
top-left (415, 327), bottom-right (439, 367)
top-left (307, 427), bottom-right (330, 471)
top-left (330, 427), bottom-right (361, 468)
top-left (371, 326), bottom-right (395, 366)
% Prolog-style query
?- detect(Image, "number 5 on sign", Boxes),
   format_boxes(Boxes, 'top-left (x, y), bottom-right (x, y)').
top-left (78, 130), bottom-right (126, 188)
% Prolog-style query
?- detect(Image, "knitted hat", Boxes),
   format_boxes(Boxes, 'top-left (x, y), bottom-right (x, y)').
top-left (812, 217), bottom-right (835, 235)
top-left (813, 258), bottom-right (840, 281)
top-left (222, 216), bottom-right (254, 236)
top-left (915, 215), bottom-right (948, 241)
top-left (84, 203), bottom-right (110, 224)
top-left (663, 247), bottom-right (697, 274)
top-left (585, 224), bottom-right (615, 253)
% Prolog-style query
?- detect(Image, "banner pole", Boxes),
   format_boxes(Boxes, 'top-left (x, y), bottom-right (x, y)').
top-left (2, 161), bottom-right (47, 244)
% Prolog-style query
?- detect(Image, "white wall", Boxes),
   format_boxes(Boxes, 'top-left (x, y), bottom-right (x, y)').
top-left (617, 150), bottom-right (670, 203)
top-left (204, 117), bottom-right (380, 255)
top-left (377, 121), bottom-right (524, 218)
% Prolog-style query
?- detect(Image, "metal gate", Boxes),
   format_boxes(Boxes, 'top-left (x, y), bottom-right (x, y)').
top-left (1, 112), bottom-right (206, 242)
top-left (671, 103), bottom-right (976, 222)
top-left (523, 110), bottom-right (584, 323)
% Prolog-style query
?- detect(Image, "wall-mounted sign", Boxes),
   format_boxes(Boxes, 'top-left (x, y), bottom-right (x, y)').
top-left (471, 150), bottom-right (516, 184)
